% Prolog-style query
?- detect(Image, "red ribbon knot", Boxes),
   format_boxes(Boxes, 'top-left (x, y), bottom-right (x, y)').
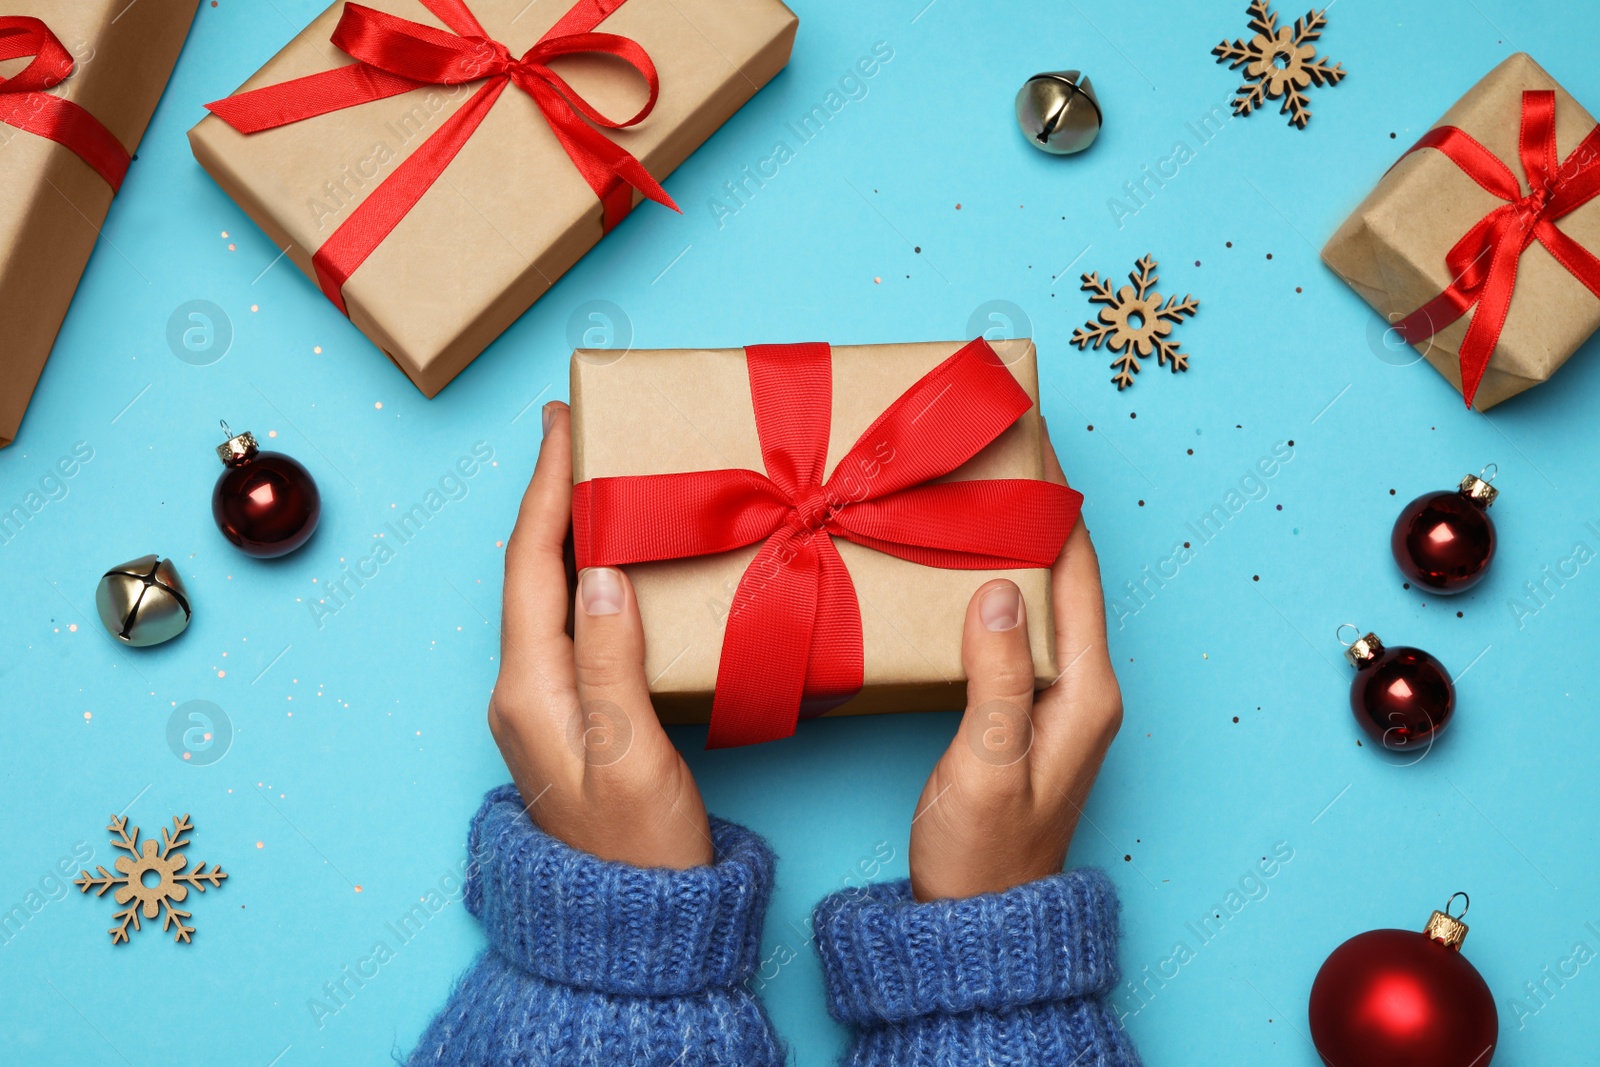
top-left (206, 0), bottom-right (678, 315)
top-left (1394, 89), bottom-right (1600, 407)
top-left (0, 16), bottom-right (130, 190)
top-left (572, 339), bottom-right (1083, 749)
top-left (789, 487), bottom-right (839, 535)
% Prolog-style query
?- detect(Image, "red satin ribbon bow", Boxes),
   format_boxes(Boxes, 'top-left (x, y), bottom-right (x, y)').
top-left (205, 0), bottom-right (678, 315)
top-left (1394, 89), bottom-right (1600, 407)
top-left (0, 17), bottom-right (130, 190)
top-left (572, 339), bottom-right (1083, 749)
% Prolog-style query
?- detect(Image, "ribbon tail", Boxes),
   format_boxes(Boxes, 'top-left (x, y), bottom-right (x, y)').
top-left (708, 530), bottom-right (820, 749)
top-left (800, 534), bottom-right (863, 719)
top-left (520, 75), bottom-right (678, 216)
top-left (1456, 228), bottom-right (1528, 408)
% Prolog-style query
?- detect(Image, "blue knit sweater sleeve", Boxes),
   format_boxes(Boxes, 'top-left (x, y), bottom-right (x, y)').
top-left (811, 870), bottom-right (1142, 1066)
top-left (407, 785), bottom-right (783, 1067)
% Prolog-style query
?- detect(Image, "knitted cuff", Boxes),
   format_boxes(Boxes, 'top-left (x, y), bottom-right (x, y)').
top-left (464, 785), bottom-right (775, 997)
top-left (812, 869), bottom-right (1123, 1026)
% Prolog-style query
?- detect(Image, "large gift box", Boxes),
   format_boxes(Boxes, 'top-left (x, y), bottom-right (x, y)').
top-left (189, 0), bottom-right (798, 397)
top-left (1323, 53), bottom-right (1600, 409)
top-left (571, 338), bottom-right (1082, 748)
top-left (0, 1), bottom-right (198, 448)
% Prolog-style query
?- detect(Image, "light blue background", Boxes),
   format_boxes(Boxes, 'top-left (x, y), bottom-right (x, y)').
top-left (4, 0), bottom-right (1598, 1063)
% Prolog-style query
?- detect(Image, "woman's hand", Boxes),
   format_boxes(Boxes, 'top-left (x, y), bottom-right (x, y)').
top-left (486, 401), bottom-right (713, 869)
top-left (908, 427), bottom-right (1123, 901)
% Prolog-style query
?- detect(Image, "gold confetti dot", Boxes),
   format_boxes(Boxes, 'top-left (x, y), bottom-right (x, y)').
top-left (68, 623), bottom-right (77, 632)
top-left (83, 712), bottom-right (92, 721)
top-left (874, 277), bottom-right (881, 284)
top-left (374, 401), bottom-right (383, 409)
top-left (256, 842), bottom-right (264, 849)
top-left (227, 243), bottom-right (236, 251)
top-left (250, 304), bottom-right (259, 313)
top-left (217, 670), bottom-right (226, 678)
top-left (354, 885), bottom-right (363, 893)
top-left (221, 230), bottom-right (229, 238)
top-left (267, 430), bottom-right (277, 438)
top-left (313, 346), bottom-right (323, 355)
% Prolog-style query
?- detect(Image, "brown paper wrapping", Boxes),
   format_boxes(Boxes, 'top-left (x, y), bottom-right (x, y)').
top-left (570, 339), bottom-right (1060, 724)
top-left (188, 0), bottom-right (797, 398)
top-left (1323, 53), bottom-right (1600, 409)
top-left (0, 0), bottom-right (198, 449)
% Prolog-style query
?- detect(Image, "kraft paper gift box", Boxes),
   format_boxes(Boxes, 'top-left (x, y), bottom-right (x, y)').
top-left (0, 0), bottom-right (199, 448)
top-left (570, 339), bottom-right (1074, 731)
top-left (1323, 53), bottom-right (1600, 409)
top-left (188, 0), bottom-right (798, 398)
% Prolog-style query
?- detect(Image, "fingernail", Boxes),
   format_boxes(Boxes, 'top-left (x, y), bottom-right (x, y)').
top-left (541, 402), bottom-right (556, 436)
top-left (980, 583), bottom-right (1022, 631)
top-left (579, 567), bottom-right (624, 615)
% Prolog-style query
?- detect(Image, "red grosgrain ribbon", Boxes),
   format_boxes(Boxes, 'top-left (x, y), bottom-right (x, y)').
top-left (204, 0), bottom-right (678, 315)
top-left (0, 17), bottom-right (130, 190)
top-left (1393, 89), bottom-right (1600, 407)
top-left (572, 339), bottom-right (1084, 749)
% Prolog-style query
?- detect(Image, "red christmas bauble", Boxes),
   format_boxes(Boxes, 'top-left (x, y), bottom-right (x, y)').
top-left (1391, 473), bottom-right (1498, 594)
top-left (212, 426), bottom-right (321, 558)
top-left (1310, 899), bottom-right (1497, 1067)
top-left (1344, 632), bottom-right (1454, 751)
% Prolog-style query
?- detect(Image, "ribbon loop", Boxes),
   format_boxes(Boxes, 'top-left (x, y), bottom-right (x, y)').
top-left (574, 339), bottom-right (1083, 748)
top-left (333, 4), bottom-right (509, 83)
top-left (517, 32), bottom-right (660, 129)
top-left (205, 0), bottom-right (679, 316)
top-left (0, 16), bottom-right (130, 190)
top-left (1394, 89), bottom-right (1600, 406)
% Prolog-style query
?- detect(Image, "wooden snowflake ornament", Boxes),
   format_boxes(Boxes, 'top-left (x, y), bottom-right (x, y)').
top-left (1213, 2), bottom-right (1345, 128)
top-left (75, 814), bottom-right (227, 944)
top-left (1071, 255), bottom-right (1199, 390)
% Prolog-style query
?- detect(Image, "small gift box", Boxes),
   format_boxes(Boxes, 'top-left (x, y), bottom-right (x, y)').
top-left (1323, 53), bottom-right (1600, 409)
top-left (189, 0), bottom-right (797, 397)
top-left (0, 1), bottom-right (198, 448)
top-left (571, 338), bottom-right (1082, 748)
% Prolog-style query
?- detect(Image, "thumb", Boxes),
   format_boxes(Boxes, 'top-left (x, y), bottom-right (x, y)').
top-left (571, 566), bottom-right (670, 774)
top-left (956, 579), bottom-right (1038, 771)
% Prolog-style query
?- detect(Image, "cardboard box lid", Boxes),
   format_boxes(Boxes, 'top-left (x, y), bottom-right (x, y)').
top-left (188, 0), bottom-right (797, 396)
top-left (570, 340), bottom-right (1060, 707)
top-left (1322, 53), bottom-right (1600, 408)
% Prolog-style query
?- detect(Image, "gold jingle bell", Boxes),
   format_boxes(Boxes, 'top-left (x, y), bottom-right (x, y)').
top-left (1015, 70), bottom-right (1102, 154)
top-left (95, 555), bottom-right (192, 647)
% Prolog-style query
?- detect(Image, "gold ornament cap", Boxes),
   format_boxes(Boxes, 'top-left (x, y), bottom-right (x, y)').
top-left (1342, 630), bottom-right (1384, 668)
top-left (217, 421), bottom-right (259, 468)
top-left (1423, 892), bottom-right (1470, 952)
top-left (1459, 466), bottom-right (1498, 508)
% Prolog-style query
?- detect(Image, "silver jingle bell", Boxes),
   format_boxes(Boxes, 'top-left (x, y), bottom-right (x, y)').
top-left (95, 555), bottom-right (192, 647)
top-left (1015, 70), bottom-right (1102, 154)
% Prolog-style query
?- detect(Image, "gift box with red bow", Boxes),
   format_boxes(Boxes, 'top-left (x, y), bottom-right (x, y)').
top-left (1324, 53), bottom-right (1600, 410)
top-left (571, 338), bottom-right (1083, 748)
top-left (0, 1), bottom-right (198, 448)
top-left (188, 0), bottom-right (797, 397)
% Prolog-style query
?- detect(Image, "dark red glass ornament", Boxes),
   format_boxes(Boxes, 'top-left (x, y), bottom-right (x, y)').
top-left (1391, 472), bottom-right (1498, 594)
top-left (212, 424), bottom-right (320, 558)
top-left (1310, 896), bottom-right (1497, 1067)
top-left (1343, 631), bottom-right (1454, 750)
